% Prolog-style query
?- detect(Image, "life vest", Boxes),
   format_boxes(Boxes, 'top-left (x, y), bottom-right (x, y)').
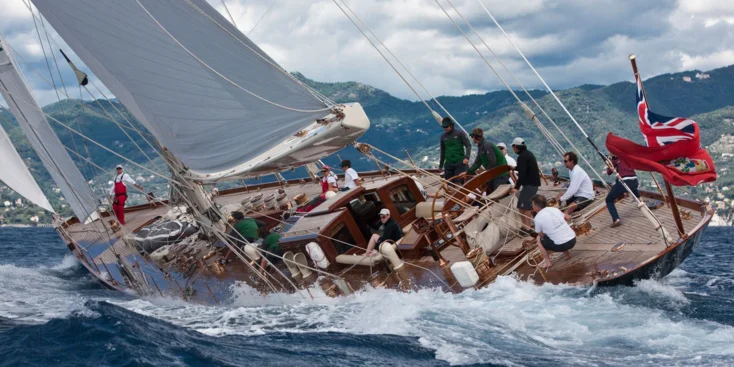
top-left (321, 175), bottom-right (338, 193)
top-left (114, 174), bottom-right (128, 197)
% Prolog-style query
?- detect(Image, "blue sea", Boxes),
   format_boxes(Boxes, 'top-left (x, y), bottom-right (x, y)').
top-left (0, 226), bottom-right (733, 367)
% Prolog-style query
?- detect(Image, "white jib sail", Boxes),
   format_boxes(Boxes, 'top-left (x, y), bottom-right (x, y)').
top-left (0, 37), bottom-right (98, 221)
top-left (0, 121), bottom-right (54, 213)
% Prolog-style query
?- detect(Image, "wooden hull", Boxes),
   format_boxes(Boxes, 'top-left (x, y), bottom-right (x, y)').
top-left (597, 218), bottom-right (709, 286)
top-left (56, 169), bottom-right (714, 303)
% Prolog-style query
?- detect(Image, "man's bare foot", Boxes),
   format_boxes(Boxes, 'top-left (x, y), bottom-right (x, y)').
top-left (611, 219), bottom-right (622, 228)
top-left (539, 260), bottom-right (552, 269)
top-left (564, 251), bottom-right (572, 260)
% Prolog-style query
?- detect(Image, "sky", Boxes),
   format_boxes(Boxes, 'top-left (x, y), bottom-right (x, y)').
top-left (1, 0), bottom-right (734, 107)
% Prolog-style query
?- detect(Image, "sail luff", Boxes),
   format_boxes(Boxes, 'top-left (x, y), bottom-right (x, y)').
top-left (0, 37), bottom-right (98, 221)
top-left (32, 0), bottom-right (331, 176)
top-left (0, 121), bottom-right (54, 213)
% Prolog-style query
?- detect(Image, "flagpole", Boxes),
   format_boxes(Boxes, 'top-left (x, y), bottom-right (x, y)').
top-left (629, 54), bottom-right (686, 238)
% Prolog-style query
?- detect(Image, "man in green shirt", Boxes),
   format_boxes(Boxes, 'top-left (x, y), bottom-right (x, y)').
top-left (257, 226), bottom-right (282, 269)
top-left (229, 211), bottom-right (265, 246)
top-left (439, 117), bottom-right (472, 185)
top-left (462, 128), bottom-right (509, 191)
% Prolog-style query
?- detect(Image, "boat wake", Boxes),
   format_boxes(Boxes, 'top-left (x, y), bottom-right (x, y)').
top-left (107, 274), bottom-right (734, 366)
top-left (1, 227), bottom-right (733, 366)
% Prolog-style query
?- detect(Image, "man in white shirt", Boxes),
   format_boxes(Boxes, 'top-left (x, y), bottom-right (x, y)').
top-left (109, 165), bottom-right (144, 225)
top-left (497, 142), bottom-right (517, 185)
top-left (555, 152), bottom-right (595, 217)
top-left (532, 194), bottom-right (576, 269)
top-left (340, 160), bottom-right (361, 190)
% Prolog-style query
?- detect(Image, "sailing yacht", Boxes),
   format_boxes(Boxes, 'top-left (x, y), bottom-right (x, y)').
top-left (0, 0), bottom-right (714, 303)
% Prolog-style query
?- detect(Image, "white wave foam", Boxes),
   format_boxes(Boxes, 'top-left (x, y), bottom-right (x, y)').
top-left (109, 275), bottom-right (734, 366)
top-left (634, 279), bottom-right (690, 304)
top-left (0, 264), bottom-right (94, 324)
top-left (50, 254), bottom-right (81, 271)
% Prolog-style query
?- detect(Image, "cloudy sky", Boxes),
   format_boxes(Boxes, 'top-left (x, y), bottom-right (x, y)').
top-left (1, 0), bottom-right (734, 107)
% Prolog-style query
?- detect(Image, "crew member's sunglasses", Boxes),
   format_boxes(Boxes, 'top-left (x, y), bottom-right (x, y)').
top-left (380, 214), bottom-right (388, 218)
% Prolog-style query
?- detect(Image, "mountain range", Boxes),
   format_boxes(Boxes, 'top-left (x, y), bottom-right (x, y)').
top-left (1, 64), bottom-right (734, 224)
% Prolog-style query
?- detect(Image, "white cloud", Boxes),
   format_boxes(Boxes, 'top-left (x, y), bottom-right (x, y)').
top-left (0, 0), bottom-right (732, 107)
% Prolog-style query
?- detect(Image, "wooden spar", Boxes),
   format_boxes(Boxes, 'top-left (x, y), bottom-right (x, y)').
top-left (337, 154), bottom-right (343, 162)
top-left (629, 56), bottom-right (670, 206)
top-left (629, 54), bottom-right (685, 237)
top-left (405, 150), bottom-right (417, 168)
top-left (537, 162), bottom-right (548, 186)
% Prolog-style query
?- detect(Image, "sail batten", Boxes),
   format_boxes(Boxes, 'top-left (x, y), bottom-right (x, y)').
top-left (0, 37), bottom-right (98, 221)
top-left (32, 0), bottom-right (330, 175)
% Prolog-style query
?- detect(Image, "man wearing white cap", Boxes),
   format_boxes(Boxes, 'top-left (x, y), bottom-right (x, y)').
top-left (365, 208), bottom-right (403, 256)
top-left (509, 138), bottom-right (541, 233)
top-left (109, 165), bottom-right (143, 225)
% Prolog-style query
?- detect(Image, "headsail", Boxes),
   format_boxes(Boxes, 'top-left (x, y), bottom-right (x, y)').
top-left (32, 0), bottom-right (331, 176)
top-left (0, 37), bottom-right (98, 221)
top-left (0, 121), bottom-right (54, 213)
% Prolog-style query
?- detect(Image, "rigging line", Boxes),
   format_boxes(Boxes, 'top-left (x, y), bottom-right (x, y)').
top-left (473, 1), bottom-right (668, 234)
top-left (6, 45), bottom-right (157, 139)
top-left (475, 1), bottom-right (611, 162)
top-left (220, 0), bottom-right (238, 29)
top-left (0, 83), bottom-right (179, 185)
top-left (85, 82), bottom-right (164, 169)
top-left (183, 0), bottom-right (336, 107)
top-left (364, 142), bottom-right (537, 222)
top-left (249, 208), bottom-right (452, 290)
top-left (135, 0), bottom-right (332, 114)
top-left (81, 85), bottom-right (164, 172)
top-left (23, 0), bottom-right (91, 180)
top-left (338, 0), bottom-right (470, 137)
top-left (0, 78), bottom-right (100, 219)
top-left (24, 19), bottom-right (166, 161)
top-left (331, 0), bottom-right (435, 116)
top-left (248, 0), bottom-right (276, 36)
top-left (433, 0), bottom-right (566, 159)
top-left (446, 0), bottom-right (604, 184)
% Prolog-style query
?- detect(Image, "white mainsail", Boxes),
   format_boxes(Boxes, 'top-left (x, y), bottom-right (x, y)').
top-left (0, 37), bottom-right (98, 221)
top-left (0, 120), bottom-right (54, 213)
top-left (32, 0), bottom-right (333, 176)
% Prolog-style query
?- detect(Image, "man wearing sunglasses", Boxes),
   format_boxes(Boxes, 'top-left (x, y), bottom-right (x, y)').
top-left (556, 152), bottom-right (595, 217)
top-left (320, 165), bottom-right (339, 194)
top-left (364, 208), bottom-right (403, 256)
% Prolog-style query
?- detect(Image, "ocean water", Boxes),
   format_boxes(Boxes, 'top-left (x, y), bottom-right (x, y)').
top-left (0, 227), bottom-right (733, 367)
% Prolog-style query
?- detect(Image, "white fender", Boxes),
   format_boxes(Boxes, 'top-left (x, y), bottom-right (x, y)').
top-left (283, 251), bottom-right (301, 277)
top-left (243, 244), bottom-right (261, 261)
top-left (450, 261), bottom-right (479, 288)
top-left (306, 242), bottom-right (331, 269)
top-left (379, 242), bottom-right (404, 270)
top-left (294, 252), bottom-right (313, 277)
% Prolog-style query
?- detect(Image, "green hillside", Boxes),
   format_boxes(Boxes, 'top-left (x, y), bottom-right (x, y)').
top-left (2, 64), bottom-right (734, 224)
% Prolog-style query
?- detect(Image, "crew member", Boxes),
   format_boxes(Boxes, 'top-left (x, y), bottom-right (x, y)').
top-left (257, 226), bottom-right (282, 270)
top-left (509, 138), bottom-right (541, 233)
top-left (320, 165), bottom-right (338, 194)
top-left (497, 143), bottom-right (516, 169)
top-left (341, 160), bottom-right (361, 190)
top-left (556, 152), bottom-right (595, 217)
top-left (229, 211), bottom-right (266, 246)
top-left (605, 155), bottom-right (639, 228)
top-left (109, 165), bottom-right (143, 225)
top-left (365, 208), bottom-right (403, 256)
top-left (532, 194), bottom-right (576, 269)
top-left (461, 128), bottom-right (508, 190)
top-left (439, 117), bottom-right (471, 185)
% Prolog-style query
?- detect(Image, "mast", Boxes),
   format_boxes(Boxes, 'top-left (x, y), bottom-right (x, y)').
top-left (628, 55), bottom-right (686, 238)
